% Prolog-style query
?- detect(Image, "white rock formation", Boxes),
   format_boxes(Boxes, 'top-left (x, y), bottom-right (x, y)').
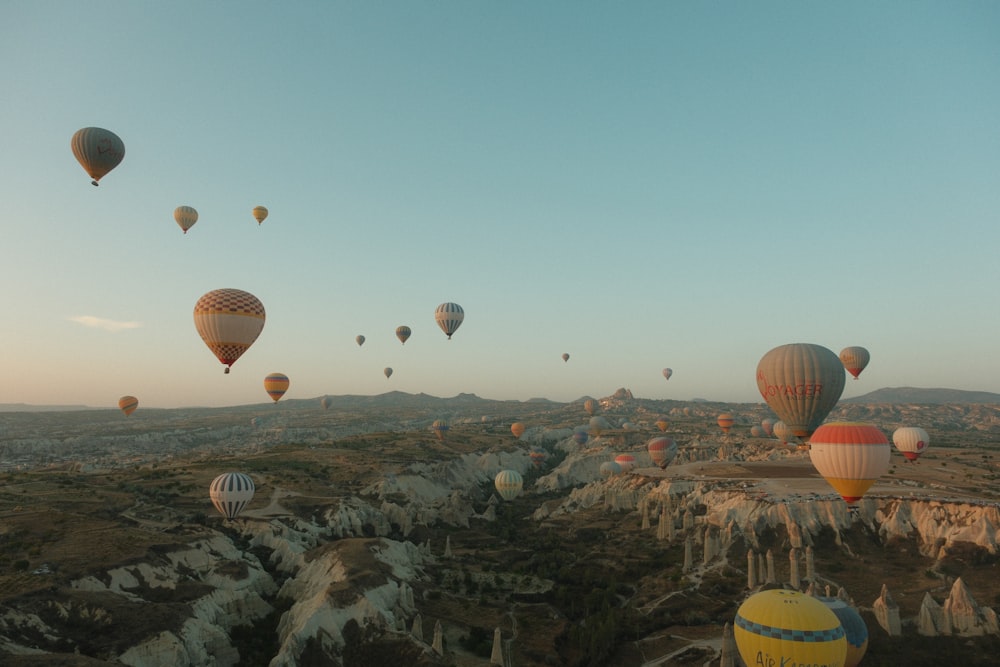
top-left (873, 584), bottom-right (902, 636)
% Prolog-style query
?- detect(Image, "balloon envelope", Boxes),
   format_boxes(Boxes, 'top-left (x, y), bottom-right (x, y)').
top-left (818, 597), bottom-right (868, 667)
top-left (193, 289), bottom-right (266, 373)
top-left (264, 373), bottom-right (289, 403)
top-left (432, 419), bottom-right (449, 441)
top-left (655, 418), bottom-right (669, 432)
top-left (892, 426), bottom-right (930, 461)
top-left (71, 127), bottom-right (125, 186)
top-left (434, 302), bottom-right (464, 339)
top-left (614, 453), bottom-right (636, 472)
top-left (761, 418), bottom-right (774, 437)
top-left (600, 461), bottom-right (622, 476)
top-left (839, 346), bottom-right (870, 380)
top-left (662, 368), bottom-right (672, 380)
top-left (756, 343), bottom-right (846, 440)
top-left (647, 437), bottom-right (678, 468)
top-left (355, 335), bottom-right (365, 347)
top-left (494, 469), bottom-right (523, 501)
top-left (809, 422), bottom-right (890, 505)
top-left (511, 422), bottom-right (526, 439)
top-left (320, 396), bottom-right (332, 410)
top-left (252, 206), bottom-right (268, 225)
top-left (174, 206), bottom-right (198, 234)
top-left (118, 395), bottom-right (138, 416)
top-left (209, 472), bottom-right (255, 520)
top-left (384, 367), bottom-right (393, 379)
top-left (396, 326), bottom-right (411, 344)
top-left (717, 413), bottom-right (735, 434)
top-left (562, 353), bottom-right (570, 362)
top-left (584, 399), bottom-right (597, 416)
top-left (734, 590), bottom-right (846, 667)
top-left (572, 428), bottom-right (589, 446)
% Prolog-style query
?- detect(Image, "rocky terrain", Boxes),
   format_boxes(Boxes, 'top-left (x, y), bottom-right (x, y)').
top-left (2, 391), bottom-right (1000, 665)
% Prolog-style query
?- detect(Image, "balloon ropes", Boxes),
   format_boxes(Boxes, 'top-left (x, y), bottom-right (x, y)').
top-left (209, 472), bottom-right (255, 520)
top-left (756, 343), bottom-right (845, 441)
top-left (434, 302), bottom-right (464, 339)
top-left (193, 289), bottom-right (266, 374)
top-left (71, 127), bottom-right (125, 186)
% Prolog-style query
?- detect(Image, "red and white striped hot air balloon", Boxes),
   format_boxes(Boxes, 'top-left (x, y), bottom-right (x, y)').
top-left (839, 346), bottom-right (870, 380)
top-left (808, 422), bottom-right (890, 506)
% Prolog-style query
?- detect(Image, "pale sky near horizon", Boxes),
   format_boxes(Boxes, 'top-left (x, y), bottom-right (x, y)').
top-left (1, 2), bottom-right (998, 409)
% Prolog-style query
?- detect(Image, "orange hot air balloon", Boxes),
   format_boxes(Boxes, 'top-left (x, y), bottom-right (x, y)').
top-left (118, 395), bottom-right (139, 416)
top-left (808, 422), bottom-right (890, 506)
top-left (655, 417), bottom-right (669, 432)
top-left (839, 346), bottom-right (870, 380)
top-left (511, 422), bottom-right (526, 439)
top-left (71, 127), bottom-right (125, 186)
top-left (647, 436), bottom-right (678, 468)
top-left (252, 206), bottom-right (268, 225)
top-left (193, 289), bottom-right (266, 373)
top-left (756, 343), bottom-right (846, 441)
top-left (717, 413), bottom-right (735, 434)
top-left (264, 373), bottom-right (290, 403)
top-left (395, 326), bottom-right (411, 345)
top-left (584, 399), bottom-right (597, 416)
top-left (614, 453), bottom-right (636, 472)
top-left (529, 450), bottom-right (546, 468)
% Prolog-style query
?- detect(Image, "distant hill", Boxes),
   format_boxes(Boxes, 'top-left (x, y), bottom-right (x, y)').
top-left (0, 403), bottom-right (91, 412)
top-left (842, 387), bottom-right (1000, 404)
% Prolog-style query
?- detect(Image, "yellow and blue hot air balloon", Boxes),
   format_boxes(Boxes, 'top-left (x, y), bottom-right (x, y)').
top-left (71, 127), bottom-right (125, 186)
top-left (734, 589), bottom-right (847, 667)
top-left (264, 373), bottom-right (290, 403)
top-left (818, 597), bottom-right (868, 667)
top-left (209, 472), bottom-right (255, 520)
top-left (434, 302), bottom-right (464, 339)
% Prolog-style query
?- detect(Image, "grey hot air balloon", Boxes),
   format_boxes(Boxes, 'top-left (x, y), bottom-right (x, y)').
top-left (71, 127), bottom-right (125, 186)
top-left (756, 343), bottom-right (845, 441)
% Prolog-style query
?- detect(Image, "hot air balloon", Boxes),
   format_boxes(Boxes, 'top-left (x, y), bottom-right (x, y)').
top-left (600, 461), bottom-right (622, 477)
top-left (193, 289), bottom-right (266, 373)
top-left (572, 428), bottom-right (589, 446)
top-left (772, 420), bottom-right (797, 447)
top-left (355, 335), bottom-right (365, 347)
top-left (655, 417), bottom-right (669, 432)
top-left (264, 373), bottom-right (289, 403)
top-left (614, 453), bottom-right (636, 472)
top-left (892, 426), bottom-right (930, 462)
top-left (589, 416), bottom-right (610, 436)
top-left (511, 422), bottom-right (526, 439)
top-left (174, 206), bottom-right (198, 234)
top-left (118, 395), bottom-right (138, 416)
top-left (662, 368), bottom-right (673, 381)
top-left (432, 419), bottom-right (449, 441)
top-left (818, 597), bottom-right (868, 667)
top-left (252, 206), bottom-right (268, 225)
top-left (71, 127), bottom-right (125, 186)
top-left (320, 396), bottom-right (332, 410)
top-left (756, 343), bottom-right (846, 441)
top-left (809, 422), bottom-right (890, 506)
top-left (529, 450), bottom-right (546, 468)
top-left (494, 470), bottom-right (523, 501)
top-left (839, 346), bottom-right (870, 380)
top-left (647, 436), bottom-right (678, 469)
top-left (434, 302), bottom-right (464, 339)
top-left (761, 418), bottom-right (774, 437)
top-left (734, 590), bottom-right (846, 667)
top-left (562, 353), bottom-right (570, 362)
top-left (396, 326), bottom-right (411, 345)
top-left (717, 413), bottom-right (735, 434)
top-left (384, 367), bottom-right (393, 379)
top-left (584, 399), bottom-right (597, 416)
top-left (750, 425), bottom-right (764, 438)
top-left (209, 472), bottom-right (256, 520)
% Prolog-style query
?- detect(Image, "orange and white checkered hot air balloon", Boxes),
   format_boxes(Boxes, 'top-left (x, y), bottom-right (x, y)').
top-left (193, 289), bottom-right (266, 374)
top-left (808, 422), bottom-right (890, 506)
top-left (839, 346), bottom-right (870, 380)
top-left (264, 373), bottom-right (290, 403)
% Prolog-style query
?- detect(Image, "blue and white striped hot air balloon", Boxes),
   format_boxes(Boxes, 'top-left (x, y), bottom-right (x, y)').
top-left (434, 302), bottom-right (464, 339)
top-left (494, 469), bottom-right (523, 501)
top-left (209, 472), bottom-right (255, 519)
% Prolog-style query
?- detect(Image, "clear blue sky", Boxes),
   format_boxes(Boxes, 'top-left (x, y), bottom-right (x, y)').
top-left (2, 2), bottom-right (998, 408)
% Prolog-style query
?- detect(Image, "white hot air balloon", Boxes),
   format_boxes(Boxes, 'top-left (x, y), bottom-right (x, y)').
top-left (209, 472), bottom-right (255, 519)
top-left (494, 470), bottom-right (523, 501)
